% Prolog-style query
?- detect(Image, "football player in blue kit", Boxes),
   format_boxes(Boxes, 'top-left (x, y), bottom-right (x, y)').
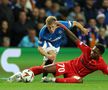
top-left (38, 16), bottom-right (88, 80)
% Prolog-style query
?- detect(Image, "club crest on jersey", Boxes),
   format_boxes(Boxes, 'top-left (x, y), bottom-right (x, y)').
top-left (58, 30), bottom-right (62, 34)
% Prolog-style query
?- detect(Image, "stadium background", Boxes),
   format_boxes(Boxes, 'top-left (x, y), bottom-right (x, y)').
top-left (0, 0), bottom-right (108, 90)
top-left (0, 0), bottom-right (108, 47)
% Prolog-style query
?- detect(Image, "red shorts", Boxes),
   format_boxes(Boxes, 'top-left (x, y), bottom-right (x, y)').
top-left (54, 61), bottom-right (79, 78)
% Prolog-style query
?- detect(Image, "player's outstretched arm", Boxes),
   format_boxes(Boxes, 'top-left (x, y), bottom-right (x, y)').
top-left (56, 21), bottom-right (88, 43)
top-left (56, 22), bottom-right (80, 43)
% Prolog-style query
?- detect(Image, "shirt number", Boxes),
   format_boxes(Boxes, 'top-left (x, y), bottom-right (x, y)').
top-left (58, 63), bottom-right (65, 72)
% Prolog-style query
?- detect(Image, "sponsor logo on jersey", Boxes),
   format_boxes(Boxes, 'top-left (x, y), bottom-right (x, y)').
top-left (51, 36), bottom-right (62, 42)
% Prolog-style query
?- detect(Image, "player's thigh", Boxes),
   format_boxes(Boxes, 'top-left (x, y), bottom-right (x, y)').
top-left (54, 62), bottom-right (70, 77)
top-left (48, 50), bottom-right (56, 57)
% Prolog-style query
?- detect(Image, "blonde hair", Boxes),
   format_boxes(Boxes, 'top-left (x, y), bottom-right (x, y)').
top-left (46, 16), bottom-right (57, 25)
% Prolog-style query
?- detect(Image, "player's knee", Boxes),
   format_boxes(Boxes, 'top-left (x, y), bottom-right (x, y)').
top-left (73, 76), bottom-right (83, 83)
top-left (48, 51), bottom-right (56, 60)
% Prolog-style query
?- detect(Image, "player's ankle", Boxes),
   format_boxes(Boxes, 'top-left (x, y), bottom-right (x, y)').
top-left (42, 76), bottom-right (47, 80)
top-left (41, 77), bottom-right (48, 82)
top-left (8, 72), bottom-right (22, 82)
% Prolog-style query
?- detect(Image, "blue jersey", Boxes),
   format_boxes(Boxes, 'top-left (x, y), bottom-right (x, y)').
top-left (38, 21), bottom-right (73, 48)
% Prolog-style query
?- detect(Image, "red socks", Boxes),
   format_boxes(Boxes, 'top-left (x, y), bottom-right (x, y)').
top-left (29, 66), bottom-right (44, 75)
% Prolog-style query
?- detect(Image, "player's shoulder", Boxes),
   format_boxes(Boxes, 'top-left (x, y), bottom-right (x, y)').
top-left (58, 20), bottom-right (72, 28)
top-left (40, 25), bottom-right (47, 32)
top-left (39, 25), bottom-right (47, 36)
top-left (58, 20), bottom-right (69, 24)
top-left (99, 56), bottom-right (104, 61)
top-left (78, 40), bottom-right (91, 52)
top-left (78, 41), bottom-right (89, 47)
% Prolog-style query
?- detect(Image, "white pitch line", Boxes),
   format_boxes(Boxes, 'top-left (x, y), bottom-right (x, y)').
top-left (0, 77), bottom-right (8, 80)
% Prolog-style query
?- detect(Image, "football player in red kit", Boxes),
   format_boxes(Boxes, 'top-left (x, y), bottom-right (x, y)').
top-left (8, 22), bottom-right (108, 83)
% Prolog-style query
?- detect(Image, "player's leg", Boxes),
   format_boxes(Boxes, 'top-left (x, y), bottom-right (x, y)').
top-left (8, 64), bottom-right (56, 82)
top-left (42, 62), bottom-right (83, 83)
top-left (41, 42), bottom-right (60, 80)
top-left (55, 76), bottom-right (83, 83)
top-left (8, 72), bottom-right (22, 82)
top-left (42, 62), bottom-right (70, 82)
top-left (42, 50), bottom-right (56, 78)
top-left (30, 64), bottom-right (56, 75)
top-left (43, 76), bottom-right (83, 83)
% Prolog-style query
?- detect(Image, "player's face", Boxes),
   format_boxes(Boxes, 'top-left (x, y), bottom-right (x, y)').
top-left (47, 23), bottom-right (58, 33)
top-left (90, 46), bottom-right (101, 60)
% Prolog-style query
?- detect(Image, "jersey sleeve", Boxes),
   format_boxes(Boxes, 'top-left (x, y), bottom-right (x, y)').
top-left (101, 65), bottom-right (108, 75)
top-left (98, 58), bottom-right (108, 75)
top-left (76, 40), bottom-right (90, 53)
top-left (59, 21), bottom-right (73, 28)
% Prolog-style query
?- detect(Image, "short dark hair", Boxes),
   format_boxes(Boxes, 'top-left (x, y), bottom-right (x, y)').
top-left (95, 43), bottom-right (105, 55)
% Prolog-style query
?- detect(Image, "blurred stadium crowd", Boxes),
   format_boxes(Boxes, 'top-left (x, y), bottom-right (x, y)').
top-left (0, 0), bottom-right (108, 48)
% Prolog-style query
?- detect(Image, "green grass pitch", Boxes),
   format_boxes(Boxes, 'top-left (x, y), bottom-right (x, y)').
top-left (0, 48), bottom-right (108, 90)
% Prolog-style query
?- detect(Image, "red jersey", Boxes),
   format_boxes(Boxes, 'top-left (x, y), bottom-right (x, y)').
top-left (69, 40), bottom-right (108, 77)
